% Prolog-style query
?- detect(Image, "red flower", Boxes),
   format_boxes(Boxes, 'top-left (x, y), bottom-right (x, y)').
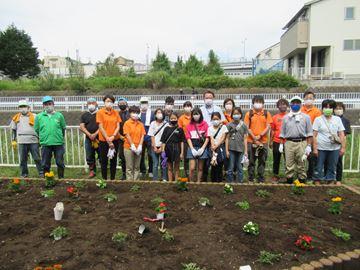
top-left (159, 202), bottom-right (166, 207)
top-left (67, 187), bottom-right (75, 193)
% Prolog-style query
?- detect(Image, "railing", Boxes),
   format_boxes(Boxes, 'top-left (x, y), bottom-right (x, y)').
top-left (0, 125), bottom-right (359, 173)
top-left (1, 92), bottom-right (360, 112)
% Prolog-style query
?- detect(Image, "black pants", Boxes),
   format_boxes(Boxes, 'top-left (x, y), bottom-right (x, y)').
top-left (248, 143), bottom-right (268, 182)
top-left (140, 140), bottom-right (153, 175)
top-left (307, 151), bottom-right (318, 181)
top-left (118, 140), bottom-right (126, 178)
top-left (272, 142), bottom-right (284, 176)
top-left (211, 162), bottom-right (224, 182)
top-left (99, 140), bottom-right (120, 180)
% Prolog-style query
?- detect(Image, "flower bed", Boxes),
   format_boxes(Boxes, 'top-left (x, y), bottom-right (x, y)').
top-left (0, 180), bottom-right (359, 270)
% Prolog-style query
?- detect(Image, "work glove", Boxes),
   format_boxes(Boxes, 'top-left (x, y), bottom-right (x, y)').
top-left (305, 145), bottom-right (312, 156)
top-left (278, 143), bottom-right (284, 153)
top-left (197, 147), bottom-right (205, 157)
top-left (11, 140), bottom-right (17, 150)
top-left (107, 148), bottom-right (115, 159)
top-left (191, 148), bottom-right (198, 158)
top-left (130, 144), bottom-right (137, 153)
top-left (136, 144), bottom-right (143, 156)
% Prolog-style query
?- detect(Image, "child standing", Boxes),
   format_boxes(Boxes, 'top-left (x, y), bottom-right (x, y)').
top-left (208, 112), bottom-right (228, 182)
top-left (226, 107), bottom-right (248, 183)
top-left (161, 112), bottom-right (185, 181)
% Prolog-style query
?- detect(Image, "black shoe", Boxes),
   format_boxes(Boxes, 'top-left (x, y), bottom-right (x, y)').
top-left (121, 175), bottom-right (126, 180)
top-left (286, 178), bottom-right (293, 184)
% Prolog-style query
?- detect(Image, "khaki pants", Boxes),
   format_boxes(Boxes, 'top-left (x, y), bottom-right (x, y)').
top-left (284, 140), bottom-right (307, 180)
top-left (124, 149), bottom-right (141, 180)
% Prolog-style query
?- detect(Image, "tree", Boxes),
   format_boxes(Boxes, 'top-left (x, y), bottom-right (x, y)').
top-left (184, 54), bottom-right (204, 76)
top-left (125, 66), bottom-right (137, 78)
top-left (0, 24), bottom-right (40, 79)
top-left (95, 53), bottom-right (122, 77)
top-left (205, 50), bottom-right (223, 75)
top-left (173, 56), bottom-right (184, 76)
top-left (151, 51), bottom-right (171, 73)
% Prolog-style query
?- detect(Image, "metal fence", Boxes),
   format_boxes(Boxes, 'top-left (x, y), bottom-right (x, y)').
top-left (0, 92), bottom-right (360, 112)
top-left (0, 125), bottom-right (359, 173)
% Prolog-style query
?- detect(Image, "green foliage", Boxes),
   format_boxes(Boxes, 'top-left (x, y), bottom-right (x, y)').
top-left (327, 188), bottom-right (342, 197)
top-left (204, 50), bottom-right (223, 75)
top-left (182, 263), bottom-right (204, 270)
top-left (151, 51), bottom-right (171, 73)
top-left (96, 179), bottom-right (107, 189)
top-left (95, 53), bottom-right (122, 77)
top-left (112, 232), bottom-right (127, 247)
top-left (50, 226), bottom-right (68, 241)
top-left (256, 189), bottom-right (271, 198)
top-left (243, 221), bottom-right (260, 236)
top-left (74, 181), bottom-right (87, 189)
top-left (198, 75), bottom-right (236, 89)
top-left (328, 201), bottom-right (343, 215)
top-left (198, 197), bottom-right (211, 206)
top-left (144, 71), bottom-right (170, 89)
top-left (331, 228), bottom-right (351, 241)
top-left (224, 184), bottom-right (234, 194)
top-left (38, 72), bottom-right (62, 91)
top-left (130, 184), bottom-right (141, 192)
top-left (235, 200), bottom-right (250, 210)
top-left (258, 251), bottom-right (282, 265)
top-left (104, 192), bottom-right (117, 202)
top-left (0, 24), bottom-right (40, 79)
top-left (151, 196), bottom-right (165, 206)
top-left (162, 231), bottom-right (174, 242)
top-left (173, 56), bottom-right (184, 75)
top-left (125, 67), bottom-right (137, 78)
top-left (184, 54), bottom-right (204, 76)
top-left (41, 189), bottom-right (55, 198)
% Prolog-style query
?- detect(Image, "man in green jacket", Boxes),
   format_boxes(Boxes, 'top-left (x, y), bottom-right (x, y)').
top-left (34, 96), bottom-right (66, 178)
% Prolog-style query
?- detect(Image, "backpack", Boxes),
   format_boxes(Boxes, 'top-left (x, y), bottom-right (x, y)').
top-left (248, 109), bottom-right (268, 129)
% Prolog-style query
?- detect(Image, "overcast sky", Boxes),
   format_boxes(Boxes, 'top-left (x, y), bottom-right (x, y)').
top-left (0, 0), bottom-right (306, 64)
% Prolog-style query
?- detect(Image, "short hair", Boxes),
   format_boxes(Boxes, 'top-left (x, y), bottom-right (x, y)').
top-left (129, 105), bottom-right (140, 114)
top-left (321, 99), bottom-right (336, 110)
top-left (103, 94), bottom-right (115, 103)
top-left (303, 89), bottom-right (315, 99)
top-left (232, 107), bottom-right (243, 118)
top-left (191, 107), bottom-right (204, 123)
top-left (252, 95), bottom-right (264, 104)
top-left (154, 108), bottom-right (165, 116)
top-left (183, 101), bottom-right (193, 108)
top-left (203, 90), bottom-right (215, 98)
top-left (276, 98), bottom-right (289, 108)
top-left (336, 102), bottom-right (346, 111)
top-left (169, 111), bottom-right (179, 119)
top-left (223, 98), bottom-right (235, 108)
top-left (165, 96), bottom-right (175, 104)
top-left (211, 112), bottom-right (221, 120)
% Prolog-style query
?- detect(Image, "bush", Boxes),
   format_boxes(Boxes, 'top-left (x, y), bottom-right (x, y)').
top-left (144, 71), bottom-right (171, 89)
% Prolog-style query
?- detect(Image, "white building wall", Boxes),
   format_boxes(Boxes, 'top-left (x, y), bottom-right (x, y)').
top-left (309, 0), bottom-right (360, 76)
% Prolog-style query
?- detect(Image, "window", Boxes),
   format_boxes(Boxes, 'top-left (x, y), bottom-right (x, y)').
top-left (345, 7), bottom-right (355, 20)
top-left (344, 39), bottom-right (360, 51)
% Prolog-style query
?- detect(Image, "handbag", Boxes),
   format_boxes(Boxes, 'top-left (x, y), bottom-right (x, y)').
top-left (322, 116), bottom-right (341, 145)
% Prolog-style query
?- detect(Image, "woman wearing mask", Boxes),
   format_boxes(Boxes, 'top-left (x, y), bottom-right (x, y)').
top-left (209, 112), bottom-right (228, 182)
top-left (148, 108), bottom-right (168, 181)
top-left (161, 112), bottom-right (185, 181)
top-left (123, 106), bottom-right (146, 180)
top-left (96, 94), bottom-right (121, 180)
top-left (178, 101), bottom-right (193, 178)
top-left (223, 98), bottom-right (235, 123)
top-left (313, 99), bottom-right (346, 185)
top-left (185, 108), bottom-right (209, 182)
top-left (226, 107), bottom-right (248, 183)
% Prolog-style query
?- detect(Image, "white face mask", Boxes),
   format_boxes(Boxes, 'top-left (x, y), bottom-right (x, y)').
top-left (165, 104), bottom-right (174, 111)
top-left (253, 103), bottom-right (263, 110)
top-left (334, 109), bottom-right (344, 116)
top-left (225, 104), bottom-right (233, 111)
top-left (156, 113), bottom-right (163, 120)
top-left (184, 107), bottom-right (192, 113)
top-left (105, 102), bottom-right (113, 109)
top-left (88, 104), bottom-right (96, 112)
top-left (304, 99), bottom-right (314, 106)
top-left (205, 98), bottom-right (213, 107)
top-left (193, 115), bottom-right (201, 122)
top-left (140, 103), bottom-right (149, 111)
top-left (20, 107), bottom-right (29, 115)
top-left (212, 120), bottom-right (221, 127)
top-left (130, 113), bottom-right (139, 120)
top-left (45, 105), bottom-right (54, 114)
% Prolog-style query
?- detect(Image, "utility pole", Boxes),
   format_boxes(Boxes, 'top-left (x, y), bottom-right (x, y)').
top-left (242, 38), bottom-right (247, 60)
top-left (146, 43), bottom-right (149, 71)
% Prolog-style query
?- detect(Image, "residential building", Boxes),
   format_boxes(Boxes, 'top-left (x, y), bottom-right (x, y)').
top-left (255, 42), bottom-right (283, 74)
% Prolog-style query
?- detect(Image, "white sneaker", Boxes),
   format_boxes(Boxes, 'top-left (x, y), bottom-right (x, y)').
top-left (148, 173), bottom-right (153, 178)
top-left (162, 179), bottom-right (167, 182)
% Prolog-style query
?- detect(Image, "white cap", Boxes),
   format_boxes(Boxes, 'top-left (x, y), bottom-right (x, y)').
top-left (18, 100), bottom-right (29, 107)
top-left (290, 95), bottom-right (303, 103)
top-left (140, 97), bottom-right (149, 103)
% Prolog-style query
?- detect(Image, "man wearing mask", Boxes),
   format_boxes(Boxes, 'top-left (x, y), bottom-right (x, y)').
top-left (280, 96), bottom-right (313, 184)
top-left (270, 99), bottom-right (289, 182)
top-left (244, 95), bottom-right (272, 183)
top-left (301, 90), bottom-right (321, 181)
top-left (164, 96), bottom-right (175, 122)
top-left (200, 90), bottom-right (225, 126)
top-left (139, 96), bottom-right (154, 179)
top-left (10, 100), bottom-right (43, 178)
top-left (34, 96), bottom-right (66, 178)
top-left (117, 97), bottom-right (130, 180)
top-left (80, 98), bottom-right (99, 178)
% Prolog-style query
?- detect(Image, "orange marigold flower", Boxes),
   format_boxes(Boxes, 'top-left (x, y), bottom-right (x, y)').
top-left (180, 178), bottom-right (188, 183)
top-left (53, 264), bottom-right (62, 269)
top-left (34, 267), bottom-right (43, 270)
top-left (13, 178), bottom-right (20, 185)
top-left (332, 197), bottom-right (342, 202)
top-left (44, 267), bottom-right (53, 270)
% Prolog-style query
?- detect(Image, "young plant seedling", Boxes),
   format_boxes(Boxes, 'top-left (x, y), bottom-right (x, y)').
top-left (328, 197), bottom-right (343, 215)
top-left (256, 189), bottom-right (271, 198)
top-left (130, 184), bottom-right (141, 192)
top-left (74, 181), bottom-right (87, 189)
top-left (96, 179), bottom-right (107, 189)
top-left (151, 196), bottom-right (165, 206)
top-left (198, 197), bottom-right (211, 207)
top-left (112, 232), bottom-right (127, 248)
top-left (243, 221), bottom-right (259, 236)
top-left (50, 226), bottom-right (68, 241)
top-left (327, 188), bottom-right (342, 197)
top-left (235, 200), bottom-right (250, 210)
top-left (104, 192), bottom-right (117, 202)
top-left (257, 250), bottom-right (282, 265)
top-left (182, 263), bottom-right (204, 270)
top-left (41, 189), bottom-right (55, 198)
top-left (224, 184), bottom-right (234, 194)
top-left (162, 231), bottom-right (174, 242)
top-left (45, 171), bottom-right (57, 188)
top-left (331, 228), bottom-right (351, 241)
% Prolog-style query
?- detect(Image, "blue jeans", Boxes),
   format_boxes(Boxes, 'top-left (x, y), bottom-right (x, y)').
top-left (41, 145), bottom-right (65, 178)
top-left (18, 143), bottom-right (43, 177)
top-left (315, 149), bottom-right (340, 181)
top-left (151, 148), bottom-right (167, 181)
top-left (84, 138), bottom-right (100, 171)
top-left (227, 150), bottom-right (244, 183)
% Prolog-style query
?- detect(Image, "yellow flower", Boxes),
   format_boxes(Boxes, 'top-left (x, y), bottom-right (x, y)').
top-left (297, 183), bottom-right (305, 187)
top-left (293, 179), bottom-right (300, 185)
top-left (332, 197), bottom-right (342, 202)
top-left (13, 178), bottom-right (20, 185)
top-left (45, 171), bottom-right (54, 178)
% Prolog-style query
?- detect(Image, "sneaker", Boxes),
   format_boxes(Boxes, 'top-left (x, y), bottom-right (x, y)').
top-left (89, 170), bottom-right (96, 178)
top-left (148, 173), bottom-right (153, 178)
top-left (162, 179), bottom-right (167, 182)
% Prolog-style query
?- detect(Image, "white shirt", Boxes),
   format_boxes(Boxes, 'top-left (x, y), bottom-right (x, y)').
top-left (208, 125), bottom-right (228, 146)
top-left (200, 105), bottom-right (225, 126)
top-left (313, 115), bottom-right (345, 151)
top-left (147, 120), bottom-right (168, 147)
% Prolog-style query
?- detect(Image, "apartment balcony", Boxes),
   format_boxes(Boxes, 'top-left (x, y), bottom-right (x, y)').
top-left (280, 19), bottom-right (309, 58)
top-left (288, 67), bottom-right (331, 80)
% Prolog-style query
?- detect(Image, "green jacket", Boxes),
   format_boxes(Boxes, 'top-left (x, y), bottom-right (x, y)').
top-left (34, 111), bottom-right (66, 146)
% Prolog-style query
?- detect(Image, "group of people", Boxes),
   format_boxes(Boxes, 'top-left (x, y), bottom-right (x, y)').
top-left (10, 90), bottom-right (351, 185)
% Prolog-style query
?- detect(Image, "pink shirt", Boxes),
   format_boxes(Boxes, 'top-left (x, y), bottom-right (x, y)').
top-left (185, 121), bottom-right (209, 140)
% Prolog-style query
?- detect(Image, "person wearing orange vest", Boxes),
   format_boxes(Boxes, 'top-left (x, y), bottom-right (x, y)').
top-left (10, 100), bottom-right (43, 178)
